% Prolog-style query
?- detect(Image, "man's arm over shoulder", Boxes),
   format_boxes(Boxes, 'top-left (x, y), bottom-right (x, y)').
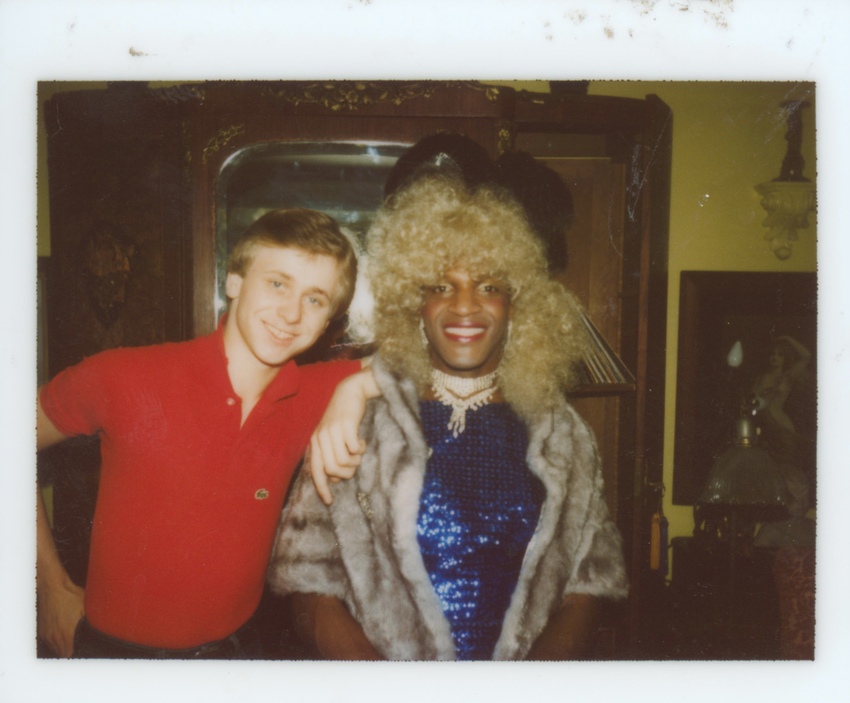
top-left (307, 361), bottom-right (380, 504)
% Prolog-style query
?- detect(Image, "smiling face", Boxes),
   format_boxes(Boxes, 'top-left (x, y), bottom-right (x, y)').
top-left (420, 267), bottom-right (511, 378)
top-left (224, 244), bottom-right (342, 378)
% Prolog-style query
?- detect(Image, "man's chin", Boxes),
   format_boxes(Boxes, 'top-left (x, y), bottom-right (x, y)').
top-left (258, 346), bottom-right (300, 368)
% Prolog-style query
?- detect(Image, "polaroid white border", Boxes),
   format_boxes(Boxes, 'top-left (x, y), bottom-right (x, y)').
top-left (2, 2), bottom-right (847, 702)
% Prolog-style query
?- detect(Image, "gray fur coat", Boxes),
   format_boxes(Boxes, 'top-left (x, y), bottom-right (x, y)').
top-left (269, 357), bottom-right (627, 660)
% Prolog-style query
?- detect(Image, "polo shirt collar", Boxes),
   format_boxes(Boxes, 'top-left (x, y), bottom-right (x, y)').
top-left (264, 359), bottom-right (301, 402)
top-left (213, 315), bottom-right (302, 404)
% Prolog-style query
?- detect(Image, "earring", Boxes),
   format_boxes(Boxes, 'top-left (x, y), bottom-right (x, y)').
top-left (419, 318), bottom-right (429, 349)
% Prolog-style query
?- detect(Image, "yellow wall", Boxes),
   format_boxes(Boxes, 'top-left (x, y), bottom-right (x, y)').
top-left (585, 81), bottom-right (817, 541)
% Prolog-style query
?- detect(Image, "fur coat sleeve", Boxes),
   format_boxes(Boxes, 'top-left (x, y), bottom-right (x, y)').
top-left (269, 357), bottom-right (627, 661)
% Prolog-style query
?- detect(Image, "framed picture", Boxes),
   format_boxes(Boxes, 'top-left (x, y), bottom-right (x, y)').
top-left (673, 271), bottom-right (817, 505)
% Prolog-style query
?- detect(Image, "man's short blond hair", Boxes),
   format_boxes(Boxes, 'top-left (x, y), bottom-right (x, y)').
top-left (227, 208), bottom-right (358, 319)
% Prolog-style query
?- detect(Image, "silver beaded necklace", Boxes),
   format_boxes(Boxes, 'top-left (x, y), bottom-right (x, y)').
top-left (430, 368), bottom-right (499, 438)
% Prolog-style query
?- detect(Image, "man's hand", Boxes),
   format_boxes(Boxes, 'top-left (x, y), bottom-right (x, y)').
top-left (310, 366), bottom-right (380, 505)
top-left (37, 575), bottom-right (85, 658)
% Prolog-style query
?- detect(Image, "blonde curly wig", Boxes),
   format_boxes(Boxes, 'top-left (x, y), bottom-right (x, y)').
top-left (365, 174), bottom-right (588, 420)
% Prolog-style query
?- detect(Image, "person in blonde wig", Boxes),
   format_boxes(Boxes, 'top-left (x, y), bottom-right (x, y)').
top-left (270, 173), bottom-right (627, 660)
top-left (367, 172), bottom-right (585, 422)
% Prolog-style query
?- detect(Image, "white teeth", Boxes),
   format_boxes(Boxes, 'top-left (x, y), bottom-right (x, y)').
top-left (265, 321), bottom-right (293, 341)
top-left (445, 327), bottom-right (484, 337)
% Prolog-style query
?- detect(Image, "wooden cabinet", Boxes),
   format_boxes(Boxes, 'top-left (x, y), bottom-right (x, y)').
top-left (41, 81), bottom-right (671, 657)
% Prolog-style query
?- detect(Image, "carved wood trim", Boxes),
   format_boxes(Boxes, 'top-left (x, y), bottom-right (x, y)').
top-left (202, 124), bottom-right (246, 164)
top-left (259, 80), bottom-right (502, 111)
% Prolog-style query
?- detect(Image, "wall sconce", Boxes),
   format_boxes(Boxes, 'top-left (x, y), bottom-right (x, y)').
top-left (755, 100), bottom-right (816, 260)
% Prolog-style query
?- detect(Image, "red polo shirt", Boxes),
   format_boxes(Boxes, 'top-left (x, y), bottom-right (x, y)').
top-left (40, 327), bottom-right (359, 648)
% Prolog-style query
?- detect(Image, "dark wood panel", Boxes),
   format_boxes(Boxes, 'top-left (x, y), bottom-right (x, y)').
top-left (43, 86), bottom-right (191, 376)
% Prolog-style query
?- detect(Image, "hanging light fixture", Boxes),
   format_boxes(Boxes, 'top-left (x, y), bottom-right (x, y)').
top-left (699, 415), bottom-right (790, 511)
top-left (696, 339), bottom-right (790, 543)
top-left (754, 100), bottom-right (816, 260)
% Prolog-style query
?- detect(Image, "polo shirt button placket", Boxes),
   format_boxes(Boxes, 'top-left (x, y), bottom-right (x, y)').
top-left (226, 397), bottom-right (239, 426)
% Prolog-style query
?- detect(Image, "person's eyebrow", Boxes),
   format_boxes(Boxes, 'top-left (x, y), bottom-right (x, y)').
top-left (266, 269), bottom-right (293, 282)
top-left (266, 270), bottom-right (332, 301)
top-left (303, 285), bottom-right (332, 302)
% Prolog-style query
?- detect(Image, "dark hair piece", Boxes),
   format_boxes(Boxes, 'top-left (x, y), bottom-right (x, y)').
top-left (496, 151), bottom-right (574, 274)
top-left (384, 132), bottom-right (496, 200)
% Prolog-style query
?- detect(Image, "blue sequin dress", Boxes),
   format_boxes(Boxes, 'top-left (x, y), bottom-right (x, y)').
top-left (417, 401), bottom-right (545, 660)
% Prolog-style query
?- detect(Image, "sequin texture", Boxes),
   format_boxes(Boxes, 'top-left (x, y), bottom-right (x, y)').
top-left (417, 401), bottom-right (545, 660)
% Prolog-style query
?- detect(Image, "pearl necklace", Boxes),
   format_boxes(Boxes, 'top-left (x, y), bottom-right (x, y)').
top-left (430, 368), bottom-right (498, 438)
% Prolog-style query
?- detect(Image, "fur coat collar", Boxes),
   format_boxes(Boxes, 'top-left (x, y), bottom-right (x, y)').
top-left (270, 357), bottom-right (627, 660)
